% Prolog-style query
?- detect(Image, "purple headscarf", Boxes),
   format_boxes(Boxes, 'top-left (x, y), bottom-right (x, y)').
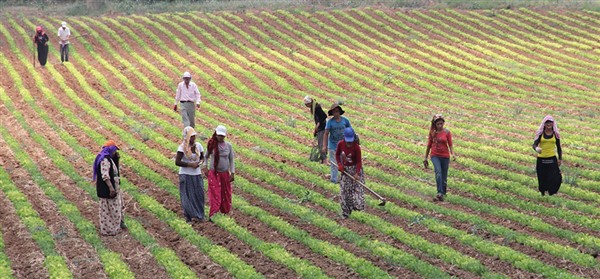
top-left (534, 115), bottom-right (560, 140)
top-left (93, 145), bottom-right (118, 181)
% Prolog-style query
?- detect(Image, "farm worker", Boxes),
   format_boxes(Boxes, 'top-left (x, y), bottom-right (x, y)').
top-left (32, 26), bottom-right (49, 66)
top-left (173, 71), bottom-right (201, 128)
top-left (175, 127), bottom-right (206, 223)
top-left (322, 102), bottom-right (352, 183)
top-left (203, 125), bottom-right (235, 221)
top-left (57, 21), bottom-right (71, 63)
top-left (303, 95), bottom-right (327, 164)
top-left (336, 127), bottom-right (365, 218)
top-left (93, 140), bottom-right (125, 236)
top-left (532, 115), bottom-right (562, 196)
top-left (423, 114), bottom-right (456, 202)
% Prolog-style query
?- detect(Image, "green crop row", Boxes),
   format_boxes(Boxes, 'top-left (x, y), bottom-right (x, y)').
top-left (0, 221), bottom-right (13, 279)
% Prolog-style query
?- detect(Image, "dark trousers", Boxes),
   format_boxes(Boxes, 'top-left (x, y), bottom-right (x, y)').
top-left (536, 156), bottom-right (562, 195)
top-left (60, 44), bottom-right (69, 62)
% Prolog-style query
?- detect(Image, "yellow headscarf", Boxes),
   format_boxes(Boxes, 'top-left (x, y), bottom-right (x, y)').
top-left (182, 126), bottom-right (197, 160)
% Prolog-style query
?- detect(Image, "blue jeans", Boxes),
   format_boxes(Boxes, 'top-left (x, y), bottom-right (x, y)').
top-left (431, 156), bottom-right (449, 195)
top-left (328, 149), bottom-right (338, 183)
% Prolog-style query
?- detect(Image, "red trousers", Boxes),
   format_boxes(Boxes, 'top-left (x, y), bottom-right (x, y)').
top-left (208, 170), bottom-right (232, 217)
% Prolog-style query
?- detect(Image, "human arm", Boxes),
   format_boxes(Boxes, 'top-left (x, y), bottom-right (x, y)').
top-left (175, 151), bottom-right (200, 168)
top-left (173, 83), bottom-right (181, 110)
top-left (423, 135), bottom-right (432, 168)
top-left (100, 159), bottom-right (117, 197)
top-left (354, 145), bottom-right (362, 180)
top-left (532, 135), bottom-right (542, 153)
top-left (556, 138), bottom-right (562, 165)
top-left (229, 144), bottom-right (235, 181)
top-left (322, 129), bottom-right (329, 154)
top-left (335, 142), bottom-right (343, 171)
top-left (447, 130), bottom-right (456, 161)
top-left (194, 84), bottom-right (201, 108)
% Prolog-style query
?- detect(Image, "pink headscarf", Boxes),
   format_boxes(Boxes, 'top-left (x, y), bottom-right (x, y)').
top-left (534, 115), bottom-right (560, 140)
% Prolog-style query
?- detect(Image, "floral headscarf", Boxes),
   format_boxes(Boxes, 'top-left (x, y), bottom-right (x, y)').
top-left (182, 126), bottom-right (197, 159)
top-left (534, 115), bottom-right (560, 140)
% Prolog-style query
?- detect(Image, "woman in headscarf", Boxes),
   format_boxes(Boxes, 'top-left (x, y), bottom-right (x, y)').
top-left (175, 126), bottom-right (206, 223)
top-left (335, 127), bottom-right (365, 218)
top-left (423, 114), bottom-right (455, 201)
top-left (303, 95), bottom-right (328, 164)
top-left (93, 141), bottom-right (123, 236)
top-left (203, 125), bottom-right (235, 220)
top-left (32, 26), bottom-right (49, 66)
top-left (532, 115), bottom-right (563, 196)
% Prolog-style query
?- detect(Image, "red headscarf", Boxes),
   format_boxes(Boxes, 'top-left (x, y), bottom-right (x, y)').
top-left (206, 132), bottom-right (219, 169)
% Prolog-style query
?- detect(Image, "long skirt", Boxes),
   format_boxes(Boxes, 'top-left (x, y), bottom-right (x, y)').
top-left (339, 165), bottom-right (365, 218)
top-left (179, 174), bottom-right (205, 221)
top-left (37, 44), bottom-right (48, 66)
top-left (536, 156), bottom-right (562, 195)
top-left (207, 170), bottom-right (231, 218)
top-left (99, 191), bottom-right (122, 236)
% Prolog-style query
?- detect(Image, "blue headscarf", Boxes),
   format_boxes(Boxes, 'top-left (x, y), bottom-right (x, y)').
top-left (93, 145), bottom-right (118, 181)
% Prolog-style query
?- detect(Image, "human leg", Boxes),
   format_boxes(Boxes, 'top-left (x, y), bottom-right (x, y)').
top-left (328, 149), bottom-right (338, 183)
top-left (219, 172), bottom-right (232, 214)
top-left (207, 170), bottom-right (222, 217)
top-left (439, 157), bottom-right (450, 195)
top-left (430, 156), bottom-right (444, 197)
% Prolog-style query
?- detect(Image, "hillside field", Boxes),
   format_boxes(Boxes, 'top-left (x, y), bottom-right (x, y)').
top-left (0, 7), bottom-right (599, 278)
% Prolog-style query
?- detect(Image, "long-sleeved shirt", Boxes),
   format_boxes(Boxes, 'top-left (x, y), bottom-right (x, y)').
top-left (427, 129), bottom-right (453, 158)
top-left (57, 27), bottom-right (70, 45)
top-left (174, 81), bottom-right (201, 105)
top-left (533, 133), bottom-right (562, 160)
top-left (335, 140), bottom-right (362, 174)
top-left (206, 141), bottom-right (235, 173)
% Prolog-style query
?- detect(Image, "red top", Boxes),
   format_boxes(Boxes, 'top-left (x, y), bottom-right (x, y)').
top-left (335, 140), bottom-right (362, 174)
top-left (428, 129), bottom-right (453, 158)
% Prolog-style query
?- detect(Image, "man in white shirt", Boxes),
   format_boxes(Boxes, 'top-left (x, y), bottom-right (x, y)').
top-left (173, 71), bottom-right (202, 128)
top-left (57, 21), bottom-right (70, 63)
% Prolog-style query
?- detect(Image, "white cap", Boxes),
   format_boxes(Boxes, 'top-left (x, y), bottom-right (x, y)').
top-left (303, 95), bottom-right (312, 104)
top-left (182, 71), bottom-right (191, 78)
top-left (215, 125), bottom-right (227, 136)
top-left (61, 22), bottom-right (67, 27)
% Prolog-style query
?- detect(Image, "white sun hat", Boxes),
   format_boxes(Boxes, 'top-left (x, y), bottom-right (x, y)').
top-left (215, 125), bottom-right (227, 136)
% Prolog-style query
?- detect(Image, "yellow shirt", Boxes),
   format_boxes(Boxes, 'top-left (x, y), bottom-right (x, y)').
top-left (538, 134), bottom-right (557, 158)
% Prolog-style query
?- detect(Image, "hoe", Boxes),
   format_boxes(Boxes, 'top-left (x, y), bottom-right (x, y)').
top-left (330, 161), bottom-right (386, 206)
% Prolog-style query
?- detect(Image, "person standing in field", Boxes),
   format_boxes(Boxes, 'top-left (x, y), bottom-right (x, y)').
top-left (203, 125), bottom-right (235, 221)
top-left (57, 21), bottom-right (71, 63)
top-left (33, 26), bottom-right (49, 66)
top-left (322, 102), bottom-right (352, 183)
top-left (336, 127), bottom-right (365, 218)
top-left (423, 114), bottom-right (455, 201)
top-left (93, 141), bottom-right (125, 236)
top-left (532, 115), bottom-right (563, 196)
top-left (173, 71), bottom-right (201, 128)
top-left (303, 95), bottom-right (328, 164)
top-left (175, 127), bottom-right (206, 223)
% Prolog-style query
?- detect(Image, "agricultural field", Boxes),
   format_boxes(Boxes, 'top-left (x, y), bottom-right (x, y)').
top-left (0, 6), bottom-right (599, 279)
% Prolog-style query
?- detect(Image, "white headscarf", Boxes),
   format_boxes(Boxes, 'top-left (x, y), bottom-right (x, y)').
top-left (303, 95), bottom-right (313, 105)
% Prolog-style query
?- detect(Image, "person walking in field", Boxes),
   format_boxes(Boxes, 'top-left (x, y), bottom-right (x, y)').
top-left (203, 125), bottom-right (235, 221)
top-left (533, 115), bottom-right (563, 196)
top-left (33, 26), bottom-right (49, 66)
top-left (322, 102), bottom-right (352, 183)
top-left (175, 127), bottom-right (206, 223)
top-left (303, 95), bottom-right (327, 164)
top-left (423, 114), bottom-right (455, 201)
top-left (57, 21), bottom-right (71, 63)
top-left (173, 71), bottom-right (201, 128)
top-left (336, 127), bottom-right (365, 218)
top-left (93, 140), bottom-right (125, 236)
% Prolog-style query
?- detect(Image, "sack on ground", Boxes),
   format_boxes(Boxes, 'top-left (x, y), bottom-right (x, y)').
top-left (309, 145), bottom-right (320, 162)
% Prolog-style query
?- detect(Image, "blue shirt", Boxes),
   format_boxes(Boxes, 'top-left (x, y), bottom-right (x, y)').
top-left (325, 116), bottom-right (351, 150)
